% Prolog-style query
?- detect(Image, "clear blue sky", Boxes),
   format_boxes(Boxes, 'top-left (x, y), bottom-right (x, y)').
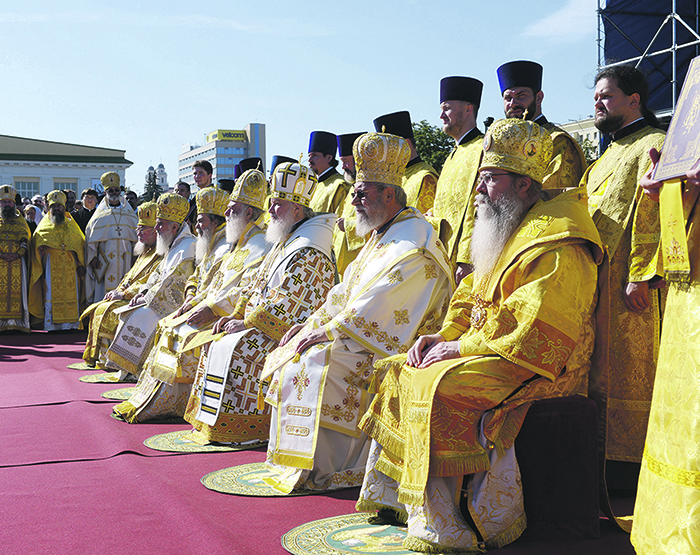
top-left (0, 0), bottom-right (599, 193)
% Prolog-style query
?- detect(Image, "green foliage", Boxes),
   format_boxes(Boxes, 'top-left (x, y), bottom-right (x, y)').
top-left (412, 120), bottom-right (454, 173)
top-left (140, 169), bottom-right (163, 203)
top-left (578, 137), bottom-right (598, 165)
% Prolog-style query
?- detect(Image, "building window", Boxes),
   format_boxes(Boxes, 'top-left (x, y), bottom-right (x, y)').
top-left (14, 180), bottom-right (39, 198)
top-left (54, 180), bottom-right (78, 193)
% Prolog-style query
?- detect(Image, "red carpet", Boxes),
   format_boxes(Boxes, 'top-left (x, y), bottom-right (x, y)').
top-left (0, 331), bottom-right (636, 554)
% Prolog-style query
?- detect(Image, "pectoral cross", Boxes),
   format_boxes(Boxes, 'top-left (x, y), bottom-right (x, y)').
top-left (115, 226), bottom-right (123, 237)
top-left (60, 242), bottom-right (66, 251)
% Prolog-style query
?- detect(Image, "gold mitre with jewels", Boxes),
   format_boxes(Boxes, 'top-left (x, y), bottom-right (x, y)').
top-left (196, 187), bottom-right (229, 218)
top-left (270, 162), bottom-right (317, 207)
top-left (480, 118), bottom-right (553, 184)
top-left (354, 132), bottom-right (411, 187)
top-left (137, 201), bottom-right (158, 227)
top-left (156, 193), bottom-right (189, 224)
top-left (0, 184), bottom-right (17, 201)
top-left (230, 169), bottom-right (267, 211)
top-left (101, 171), bottom-right (120, 188)
top-left (47, 190), bottom-right (67, 207)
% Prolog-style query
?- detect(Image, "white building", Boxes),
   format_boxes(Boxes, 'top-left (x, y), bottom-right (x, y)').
top-left (178, 123), bottom-right (265, 185)
top-left (0, 134), bottom-right (131, 199)
top-left (145, 163), bottom-right (168, 190)
top-left (559, 117), bottom-right (601, 160)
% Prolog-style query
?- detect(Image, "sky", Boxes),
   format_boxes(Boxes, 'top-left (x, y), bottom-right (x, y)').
top-left (0, 0), bottom-right (600, 194)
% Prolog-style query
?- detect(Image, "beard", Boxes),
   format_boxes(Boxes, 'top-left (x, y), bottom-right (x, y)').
top-left (195, 226), bottom-right (215, 264)
top-left (155, 226), bottom-right (178, 256)
top-left (107, 192), bottom-right (121, 206)
top-left (1, 206), bottom-right (16, 220)
top-left (343, 169), bottom-right (356, 184)
top-left (133, 241), bottom-right (147, 256)
top-left (49, 211), bottom-right (65, 225)
top-left (594, 110), bottom-right (626, 134)
top-left (265, 210), bottom-right (297, 245)
top-left (470, 189), bottom-right (529, 282)
top-left (225, 212), bottom-right (248, 245)
top-left (506, 97), bottom-right (537, 120)
top-left (355, 196), bottom-right (389, 237)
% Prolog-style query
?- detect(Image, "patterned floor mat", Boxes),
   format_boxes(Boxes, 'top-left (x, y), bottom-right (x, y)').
top-left (79, 372), bottom-right (123, 383)
top-left (143, 429), bottom-right (267, 453)
top-left (282, 512), bottom-right (411, 555)
top-left (201, 462), bottom-right (314, 497)
top-left (101, 387), bottom-right (134, 401)
top-left (68, 362), bottom-right (96, 370)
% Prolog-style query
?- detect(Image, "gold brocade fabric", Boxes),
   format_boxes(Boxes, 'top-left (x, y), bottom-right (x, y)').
top-left (541, 123), bottom-right (587, 190)
top-left (0, 217), bottom-right (30, 320)
top-left (582, 125), bottom-right (666, 463)
top-left (309, 172), bottom-right (350, 216)
top-left (28, 214), bottom-right (85, 322)
top-left (430, 134), bottom-right (483, 264)
top-left (631, 192), bottom-right (700, 555)
top-left (360, 189), bottom-right (603, 507)
top-left (403, 160), bottom-right (438, 214)
top-left (82, 249), bottom-right (162, 365)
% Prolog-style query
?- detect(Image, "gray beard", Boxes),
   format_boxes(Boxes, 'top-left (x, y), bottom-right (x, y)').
top-left (155, 228), bottom-right (177, 256)
top-left (343, 170), bottom-right (356, 184)
top-left (355, 197), bottom-right (389, 237)
top-left (470, 191), bottom-right (529, 282)
top-left (225, 213), bottom-right (248, 245)
top-left (107, 193), bottom-right (121, 206)
top-left (265, 211), bottom-right (297, 245)
top-left (195, 227), bottom-right (215, 264)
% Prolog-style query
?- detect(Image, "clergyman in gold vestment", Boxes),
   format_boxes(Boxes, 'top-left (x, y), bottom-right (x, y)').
top-left (356, 119), bottom-right (604, 553)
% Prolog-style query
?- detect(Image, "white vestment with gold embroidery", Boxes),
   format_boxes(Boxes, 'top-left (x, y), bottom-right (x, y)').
top-left (106, 225), bottom-right (195, 376)
top-left (261, 208), bottom-right (454, 492)
top-left (84, 197), bottom-right (138, 304)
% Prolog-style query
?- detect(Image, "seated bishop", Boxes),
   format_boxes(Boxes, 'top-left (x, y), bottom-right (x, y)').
top-left (82, 201), bottom-right (162, 367)
top-left (355, 119), bottom-right (604, 553)
top-left (113, 173), bottom-right (270, 423)
top-left (259, 132), bottom-right (454, 494)
top-left (0, 185), bottom-right (31, 333)
top-left (105, 193), bottom-right (195, 381)
top-left (181, 162), bottom-right (336, 445)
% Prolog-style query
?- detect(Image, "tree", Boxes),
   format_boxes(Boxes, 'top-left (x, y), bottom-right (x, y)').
top-left (412, 120), bottom-right (454, 173)
top-left (140, 168), bottom-right (163, 203)
top-left (578, 137), bottom-right (599, 165)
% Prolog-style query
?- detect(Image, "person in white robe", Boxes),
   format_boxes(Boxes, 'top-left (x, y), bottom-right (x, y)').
top-left (260, 132), bottom-right (454, 494)
top-left (84, 172), bottom-right (138, 304)
top-left (105, 193), bottom-right (195, 381)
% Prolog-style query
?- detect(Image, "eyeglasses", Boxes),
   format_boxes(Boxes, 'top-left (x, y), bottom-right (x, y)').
top-left (351, 186), bottom-right (379, 201)
top-left (478, 172), bottom-right (510, 185)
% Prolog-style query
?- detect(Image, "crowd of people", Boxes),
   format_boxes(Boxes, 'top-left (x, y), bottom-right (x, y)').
top-left (0, 59), bottom-right (695, 554)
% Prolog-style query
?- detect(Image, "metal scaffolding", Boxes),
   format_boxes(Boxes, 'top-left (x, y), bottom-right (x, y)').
top-left (597, 0), bottom-right (700, 117)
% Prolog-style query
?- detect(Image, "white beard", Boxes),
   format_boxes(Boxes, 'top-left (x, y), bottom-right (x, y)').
top-left (355, 196), bottom-right (389, 237)
top-left (155, 227), bottom-right (177, 256)
top-left (470, 191), bottom-right (529, 283)
top-left (265, 210), bottom-right (297, 245)
top-left (225, 213), bottom-right (248, 245)
top-left (133, 241), bottom-right (147, 257)
top-left (195, 227), bottom-right (215, 264)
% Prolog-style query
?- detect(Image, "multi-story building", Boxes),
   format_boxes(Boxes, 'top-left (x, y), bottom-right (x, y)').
top-left (559, 117), bottom-right (601, 161)
top-left (145, 163), bottom-right (169, 190)
top-left (177, 123), bottom-right (265, 185)
top-left (0, 134), bottom-right (131, 199)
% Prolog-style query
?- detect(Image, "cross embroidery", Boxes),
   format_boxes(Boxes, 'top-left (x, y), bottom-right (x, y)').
top-left (221, 400), bottom-right (236, 413)
top-left (273, 305), bottom-right (286, 316)
top-left (279, 163), bottom-right (297, 187)
top-left (231, 365), bottom-right (244, 379)
top-left (108, 252), bottom-right (115, 260)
